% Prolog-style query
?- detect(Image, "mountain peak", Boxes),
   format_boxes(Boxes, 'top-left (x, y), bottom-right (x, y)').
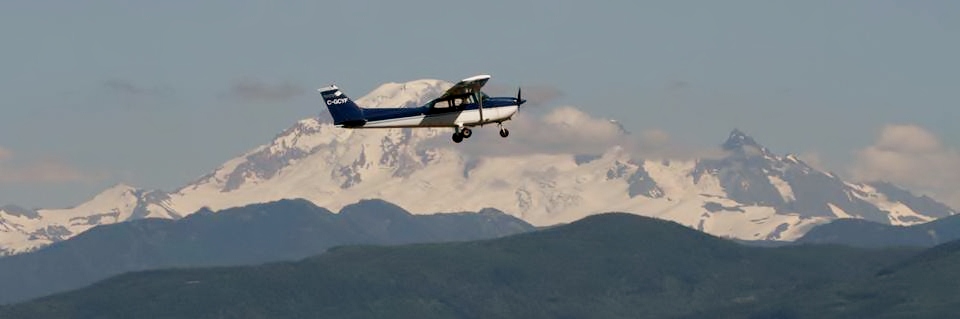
top-left (723, 129), bottom-right (757, 148)
top-left (721, 129), bottom-right (772, 156)
top-left (609, 120), bottom-right (631, 135)
top-left (87, 183), bottom-right (139, 202)
top-left (4, 79), bottom-right (955, 258)
top-left (107, 183), bottom-right (137, 192)
top-left (355, 78), bottom-right (451, 108)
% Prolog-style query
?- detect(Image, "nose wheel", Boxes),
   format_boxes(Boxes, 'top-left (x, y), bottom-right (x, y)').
top-left (499, 128), bottom-right (509, 138)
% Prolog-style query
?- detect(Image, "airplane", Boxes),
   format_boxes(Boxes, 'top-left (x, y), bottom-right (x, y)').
top-left (318, 74), bottom-right (526, 143)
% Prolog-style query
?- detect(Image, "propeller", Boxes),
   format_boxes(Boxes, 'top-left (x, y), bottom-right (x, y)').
top-left (517, 87), bottom-right (525, 107)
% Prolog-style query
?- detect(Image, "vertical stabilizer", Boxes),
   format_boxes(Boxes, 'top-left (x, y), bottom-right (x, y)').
top-left (319, 86), bottom-right (366, 127)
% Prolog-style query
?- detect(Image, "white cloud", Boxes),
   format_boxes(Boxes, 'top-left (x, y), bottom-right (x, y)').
top-left (639, 129), bottom-right (671, 148)
top-left (0, 147), bottom-right (11, 161)
top-left (851, 124), bottom-right (960, 208)
top-left (540, 106), bottom-right (630, 143)
top-left (797, 151), bottom-right (827, 172)
top-left (0, 148), bottom-right (106, 184)
top-left (424, 105), bottom-right (706, 160)
top-left (870, 125), bottom-right (942, 153)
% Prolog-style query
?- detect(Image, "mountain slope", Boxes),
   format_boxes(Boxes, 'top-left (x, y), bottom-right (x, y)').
top-left (796, 212), bottom-right (960, 248)
top-left (0, 184), bottom-right (179, 255)
top-left (0, 198), bottom-right (533, 305)
top-left (1, 78), bottom-right (954, 255)
top-left (149, 122), bottom-right (952, 242)
top-left (0, 213), bottom-right (921, 319)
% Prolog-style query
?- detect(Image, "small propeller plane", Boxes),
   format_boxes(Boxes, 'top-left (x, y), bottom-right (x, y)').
top-left (319, 74), bottom-right (526, 143)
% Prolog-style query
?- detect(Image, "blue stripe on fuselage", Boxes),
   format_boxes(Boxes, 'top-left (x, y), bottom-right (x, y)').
top-left (358, 98), bottom-right (519, 122)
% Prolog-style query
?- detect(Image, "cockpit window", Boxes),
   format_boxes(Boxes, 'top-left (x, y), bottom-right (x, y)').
top-left (430, 93), bottom-right (482, 109)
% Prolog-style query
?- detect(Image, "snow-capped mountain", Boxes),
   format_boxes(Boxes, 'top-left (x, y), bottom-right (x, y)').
top-left (0, 185), bottom-right (179, 255)
top-left (1, 78), bottom-right (955, 255)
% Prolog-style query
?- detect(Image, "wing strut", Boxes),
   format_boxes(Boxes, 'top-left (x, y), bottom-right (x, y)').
top-left (476, 91), bottom-right (484, 124)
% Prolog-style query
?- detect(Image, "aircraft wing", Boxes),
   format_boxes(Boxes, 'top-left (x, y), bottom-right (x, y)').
top-left (436, 74), bottom-right (491, 100)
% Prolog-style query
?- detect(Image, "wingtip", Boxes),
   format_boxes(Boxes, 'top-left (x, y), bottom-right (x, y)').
top-left (317, 85), bottom-right (339, 92)
top-left (461, 74), bottom-right (491, 82)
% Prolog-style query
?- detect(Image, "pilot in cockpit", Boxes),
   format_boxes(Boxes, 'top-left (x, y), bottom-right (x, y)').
top-left (453, 96), bottom-right (470, 108)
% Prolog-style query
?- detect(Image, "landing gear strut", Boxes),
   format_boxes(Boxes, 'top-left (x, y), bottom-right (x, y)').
top-left (498, 123), bottom-right (509, 138)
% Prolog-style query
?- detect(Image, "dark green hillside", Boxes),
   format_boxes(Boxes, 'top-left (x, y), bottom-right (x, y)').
top-left (821, 240), bottom-right (960, 318)
top-left (707, 239), bottom-right (960, 319)
top-left (820, 241), bottom-right (960, 318)
top-left (0, 213), bottom-right (919, 319)
top-left (0, 198), bottom-right (533, 305)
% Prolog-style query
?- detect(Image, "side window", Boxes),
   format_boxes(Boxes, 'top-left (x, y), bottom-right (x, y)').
top-left (454, 95), bottom-right (473, 106)
top-left (430, 99), bottom-right (460, 112)
top-left (432, 100), bottom-right (452, 108)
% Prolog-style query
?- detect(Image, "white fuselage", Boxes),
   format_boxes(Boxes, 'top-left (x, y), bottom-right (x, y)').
top-left (356, 105), bottom-right (519, 128)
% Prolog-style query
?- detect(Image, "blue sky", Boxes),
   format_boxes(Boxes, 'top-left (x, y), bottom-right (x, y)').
top-left (1, 1), bottom-right (959, 208)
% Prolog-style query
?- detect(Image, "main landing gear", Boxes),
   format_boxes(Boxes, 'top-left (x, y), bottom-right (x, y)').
top-left (452, 127), bottom-right (471, 143)
top-left (450, 124), bottom-right (509, 143)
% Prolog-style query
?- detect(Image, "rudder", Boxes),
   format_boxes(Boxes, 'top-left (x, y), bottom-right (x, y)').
top-left (318, 85), bottom-right (366, 127)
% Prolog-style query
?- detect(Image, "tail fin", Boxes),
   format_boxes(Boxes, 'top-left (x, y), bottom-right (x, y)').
top-left (318, 85), bottom-right (366, 127)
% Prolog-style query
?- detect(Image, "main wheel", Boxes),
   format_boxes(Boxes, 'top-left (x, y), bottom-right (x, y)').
top-left (499, 128), bottom-right (510, 138)
top-left (452, 132), bottom-right (464, 143)
top-left (461, 128), bottom-right (472, 138)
